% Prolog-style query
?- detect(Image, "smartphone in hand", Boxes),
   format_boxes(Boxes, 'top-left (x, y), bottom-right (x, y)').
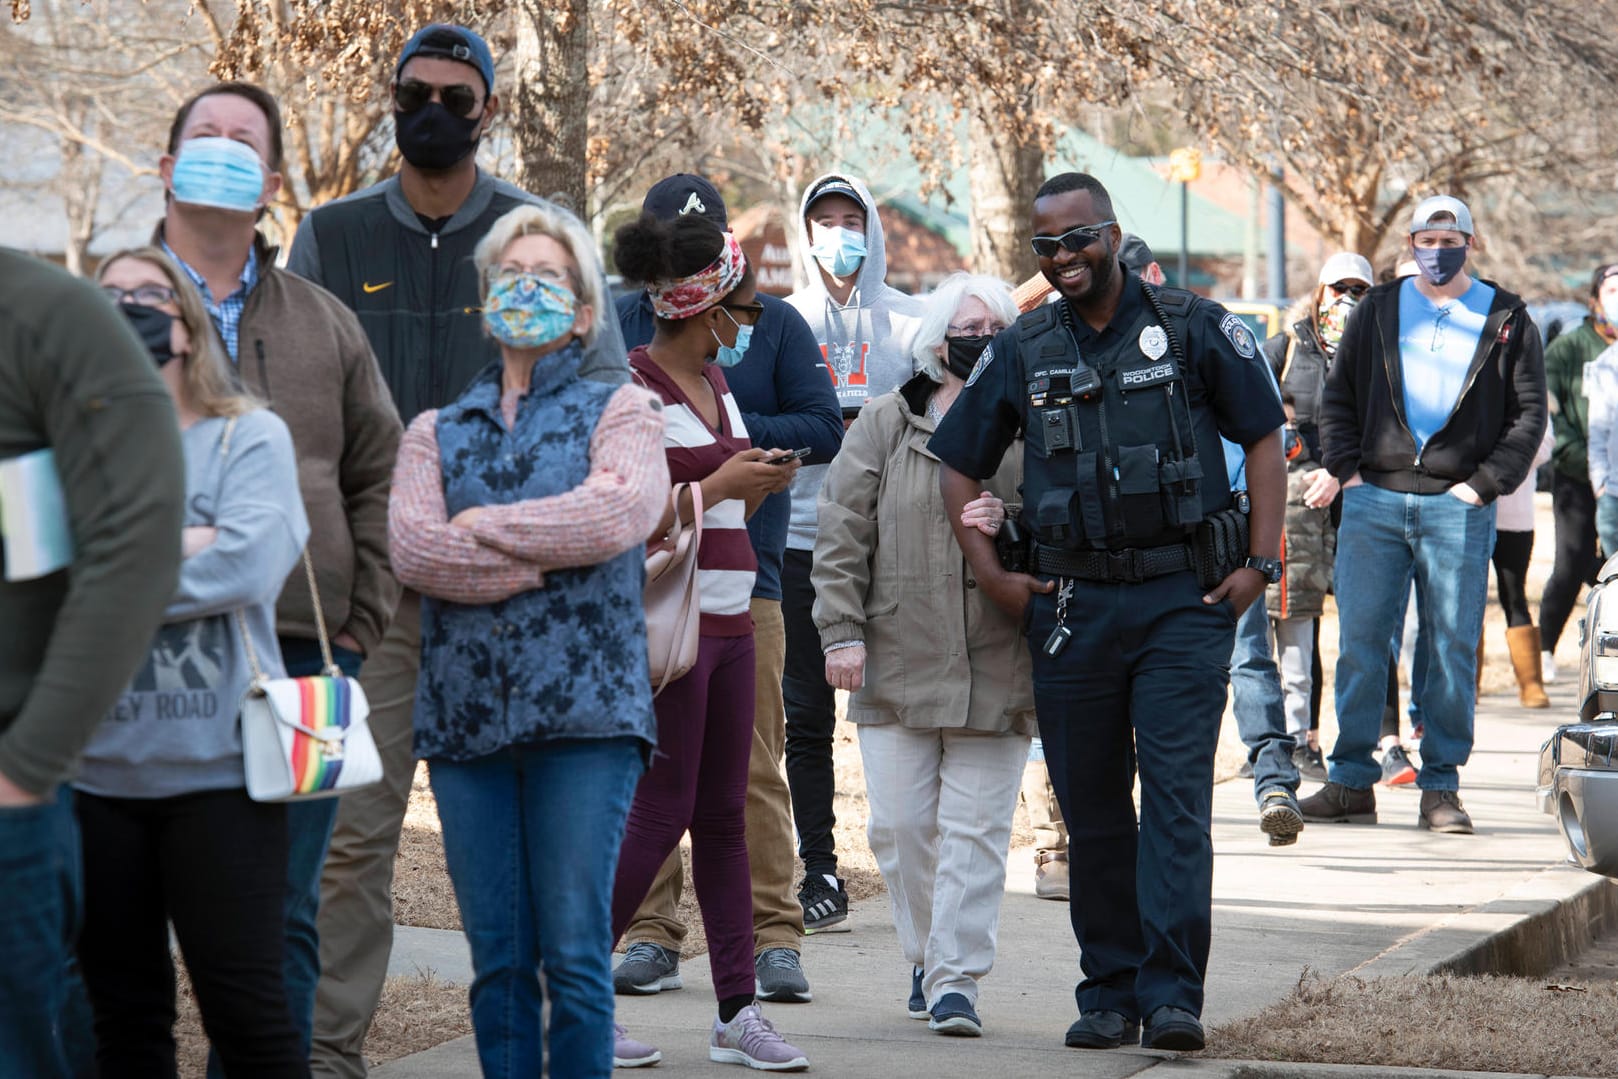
top-left (769, 447), bottom-right (812, 465)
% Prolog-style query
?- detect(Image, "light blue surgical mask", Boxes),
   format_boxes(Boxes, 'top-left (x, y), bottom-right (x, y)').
top-left (712, 309), bottom-right (754, 368)
top-left (809, 224), bottom-right (866, 278)
top-left (483, 273), bottom-right (579, 349)
top-left (170, 136), bottom-right (267, 214)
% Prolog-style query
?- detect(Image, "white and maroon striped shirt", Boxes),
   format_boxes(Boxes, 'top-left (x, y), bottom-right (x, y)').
top-left (631, 348), bottom-right (757, 637)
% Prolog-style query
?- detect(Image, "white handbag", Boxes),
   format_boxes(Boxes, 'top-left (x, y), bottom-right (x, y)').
top-left (644, 481), bottom-right (703, 697)
top-left (238, 550), bottom-right (382, 802)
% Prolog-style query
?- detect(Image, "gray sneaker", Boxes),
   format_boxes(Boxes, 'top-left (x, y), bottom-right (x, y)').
top-left (709, 1003), bottom-right (809, 1071)
top-left (613, 941), bottom-right (682, 996)
top-left (755, 948), bottom-right (812, 1003)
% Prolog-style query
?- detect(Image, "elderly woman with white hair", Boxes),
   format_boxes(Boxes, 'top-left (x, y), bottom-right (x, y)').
top-left (387, 203), bottom-right (669, 1077)
top-left (812, 272), bottom-right (1035, 1038)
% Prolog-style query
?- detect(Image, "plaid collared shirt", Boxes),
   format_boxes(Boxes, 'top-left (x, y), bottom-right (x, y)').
top-left (162, 241), bottom-right (260, 363)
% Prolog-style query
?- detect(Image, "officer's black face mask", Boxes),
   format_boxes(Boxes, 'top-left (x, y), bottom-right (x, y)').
top-left (943, 335), bottom-right (993, 380)
top-left (395, 101), bottom-right (483, 171)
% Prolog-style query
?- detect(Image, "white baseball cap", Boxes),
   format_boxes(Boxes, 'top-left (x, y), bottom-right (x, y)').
top-left (1317, 252), bottom-right (1374, 287)
top-left (1409, 195), bottom-right (1474, 236)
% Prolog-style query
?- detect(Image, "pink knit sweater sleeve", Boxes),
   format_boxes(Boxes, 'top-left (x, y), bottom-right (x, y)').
top-left (388, 411), bottom-right (545, 604)
top-left (469, 384), bottom-right (671, 568)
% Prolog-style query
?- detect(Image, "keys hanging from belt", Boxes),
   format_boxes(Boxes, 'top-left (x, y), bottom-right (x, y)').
top-left (1044, 578), bottom-right (1074, 658)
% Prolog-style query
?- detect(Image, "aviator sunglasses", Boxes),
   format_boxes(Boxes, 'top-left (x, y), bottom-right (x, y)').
top-left (1030, 220), bottom-right (1118, 259)
top-left (394, 78), bottom-right (481, 118)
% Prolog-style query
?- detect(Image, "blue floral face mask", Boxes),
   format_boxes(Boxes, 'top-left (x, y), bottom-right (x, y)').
top-left (809, 224), bottom-right (867, 278)
top-left (170, 136), bottom-right (266, 214)
top-left (711, 308), bottom-right (754, 368)
top-left (482, 273), bottom-right (578, 349)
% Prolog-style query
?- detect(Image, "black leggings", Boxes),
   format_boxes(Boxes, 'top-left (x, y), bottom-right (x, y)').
top-left (780, 547), bottom-right (839, 877)
top-left (1492, 530), bottom-right (1534, 628)
top-left (1540, 470), bottom-right (1601, 651)
top-left (75, 787), bottom-right (305, 1078)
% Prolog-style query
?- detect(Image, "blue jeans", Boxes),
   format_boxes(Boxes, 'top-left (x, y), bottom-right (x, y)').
top-left (1229, 598), bottom-right (1299, 801)
top-left (430, 737), bottom-right (645, 1079)
top-left (1597, 494), bottom-right (1618, 565)
top-left (1332, 484), bottom-right (1494, 791)
top-left (205, 638), bottom-right (362, 1079)
top-left (0, 786), bottom-right (95, 1078)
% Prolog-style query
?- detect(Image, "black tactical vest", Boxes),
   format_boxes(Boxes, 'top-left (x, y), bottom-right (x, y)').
top-left (1019, 287), bottom-right (1205, 552)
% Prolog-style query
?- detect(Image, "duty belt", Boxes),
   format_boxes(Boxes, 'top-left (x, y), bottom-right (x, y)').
top-left (1032, 540), bottom-right (1193, 584)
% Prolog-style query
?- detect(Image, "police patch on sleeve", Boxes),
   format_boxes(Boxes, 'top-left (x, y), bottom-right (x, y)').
top-left (1219, 313), bottom-right (1257, 359)
top-left (964, 343), bottom-right (994, 387)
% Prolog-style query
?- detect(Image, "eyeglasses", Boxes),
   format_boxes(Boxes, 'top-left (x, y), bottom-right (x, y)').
top-left (720, 301), bottom-right (765, 325)
top-left (1030, 221), bottom-right (1118, 259)
top-left (947, 321), bottom-right (1005, 337)
top-left (102, 284), bottom-right (178, 307)
top-left (1326, 281), bottom-right (1369, 299)
top-left (494, 265), bottom-right (576, 289)
top-left (394, 78), bottom-right (481, 118)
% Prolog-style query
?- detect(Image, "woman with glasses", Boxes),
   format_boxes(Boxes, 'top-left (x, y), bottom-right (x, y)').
top-left (387, 204), bottom-right (670, 1078)
top-left (608, 212), bottom-right (810, 1072)
top-left (1256, 253), bottom-right (1376, 781)
top-left (812, 273), bottom-right (1032, 1038)
top-left (75, 248), bottom-right (310, 1075)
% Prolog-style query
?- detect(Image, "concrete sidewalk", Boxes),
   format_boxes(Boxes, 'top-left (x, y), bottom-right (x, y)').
top-left (373, 680), bottom-right (1618, 1077)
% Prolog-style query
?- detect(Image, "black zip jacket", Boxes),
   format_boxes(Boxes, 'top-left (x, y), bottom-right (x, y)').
top-left (1319, 277), bottom-right (1546, 504)
top-left (287, 171), bottom-right (627, 425)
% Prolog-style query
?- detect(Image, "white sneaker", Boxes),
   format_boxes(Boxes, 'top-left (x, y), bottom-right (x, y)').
top-left (1542, 650), bottom-right (1558, 684)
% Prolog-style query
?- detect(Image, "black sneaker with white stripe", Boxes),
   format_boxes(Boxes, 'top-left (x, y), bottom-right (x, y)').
top-left (797, 874), bottom-right (849, 933)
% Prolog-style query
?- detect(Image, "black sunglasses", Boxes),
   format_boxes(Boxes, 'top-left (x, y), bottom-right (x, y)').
top-left (394, 78), bottom-right (481, 119)
top-left (1030, 220), bottom-right (1118, 259)
top-left (720, 301), bottom-right (765, 324)
top-left (1326, 281), bottom-right (1369, 298)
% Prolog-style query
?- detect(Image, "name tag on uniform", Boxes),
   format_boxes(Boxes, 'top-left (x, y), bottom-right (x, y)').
top-left (1118, 360), bottom-right (1177, 389)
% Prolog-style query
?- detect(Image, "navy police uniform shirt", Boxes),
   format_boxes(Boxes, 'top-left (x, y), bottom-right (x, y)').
top-left (929, 272), bottom-right (1284, 523)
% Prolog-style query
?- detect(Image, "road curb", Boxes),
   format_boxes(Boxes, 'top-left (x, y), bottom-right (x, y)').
top-left (1149, 1059), bottom-right (1586, 1078)
top-left (1350, 864), bottom-right (1618, 980)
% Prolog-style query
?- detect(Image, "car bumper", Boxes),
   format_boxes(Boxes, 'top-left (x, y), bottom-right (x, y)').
top-left (1538, 719), bottom-right (1618, 878)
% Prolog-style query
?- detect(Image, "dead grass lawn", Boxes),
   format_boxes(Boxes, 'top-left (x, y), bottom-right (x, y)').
top-left (1208, 971), bottom-right (1618, 1076)
top-left (173, 968), bottom-right (471, 1077)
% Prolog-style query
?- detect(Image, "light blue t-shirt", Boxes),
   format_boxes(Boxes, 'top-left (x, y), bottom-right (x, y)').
top-left (1398, 277), bottom-right (1495, 449)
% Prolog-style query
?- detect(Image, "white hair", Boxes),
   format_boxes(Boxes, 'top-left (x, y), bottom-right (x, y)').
top-left (911, 272), bottom-right (1018, 382)
top-left (473, 203), bottom-right (606, 344)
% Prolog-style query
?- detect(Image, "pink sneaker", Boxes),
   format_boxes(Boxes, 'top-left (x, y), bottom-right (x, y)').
top-left (708, 1003), bottom-right (809, 1071)
top-left (614, 1022), bottom-right (661, 1068)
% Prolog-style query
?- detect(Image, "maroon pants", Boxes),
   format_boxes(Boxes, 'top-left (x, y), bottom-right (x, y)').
top-left (612, 633), bottom-right (757, 1000)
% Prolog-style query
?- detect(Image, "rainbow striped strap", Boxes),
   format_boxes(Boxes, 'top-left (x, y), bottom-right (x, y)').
top-left (265, 676), bottom-right (355, 795)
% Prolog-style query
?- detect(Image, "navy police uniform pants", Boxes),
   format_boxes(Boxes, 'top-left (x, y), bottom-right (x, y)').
top-left (1027, 568), bottom-right (1235, 1020)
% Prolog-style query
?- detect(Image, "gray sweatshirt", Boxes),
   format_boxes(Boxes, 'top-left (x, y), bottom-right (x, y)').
top-left (784, 173), bottom-right (924, 549)
top-left (76, 410), bottom-right (309, 798)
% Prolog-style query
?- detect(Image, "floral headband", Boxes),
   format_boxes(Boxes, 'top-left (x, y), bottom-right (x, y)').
top-left (648, 231), bottom-right (747, 320)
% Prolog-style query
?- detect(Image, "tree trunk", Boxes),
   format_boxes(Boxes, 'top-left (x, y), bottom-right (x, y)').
top-left (509, 0), bottom-right (589, 213)
top-left (966, 99), bottom-right (1043, 282)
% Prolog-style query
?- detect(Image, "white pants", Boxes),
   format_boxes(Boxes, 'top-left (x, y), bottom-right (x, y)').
top-left (856, 724), bottom-right (1031, 1008)
top-left (1274, 616), bottom-right (1315, 738)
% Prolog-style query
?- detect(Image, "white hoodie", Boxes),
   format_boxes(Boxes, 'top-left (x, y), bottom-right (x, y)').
top-left (784, 173), bottom-right (924, 549)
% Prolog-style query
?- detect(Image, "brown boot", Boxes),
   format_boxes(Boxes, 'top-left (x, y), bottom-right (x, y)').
top-left (1297, 781), bottom-right (1377, 823)
top-left (1419, 789), bottom-right (1474, 834)
top-left (1505, 624), bottom-right (1550, 708)
top-left (1034, 852), bottom-right (1070, 901)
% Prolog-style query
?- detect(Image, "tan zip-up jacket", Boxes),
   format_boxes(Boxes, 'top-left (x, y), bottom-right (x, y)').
top-left (813, 375), bottom-right (1035, 734)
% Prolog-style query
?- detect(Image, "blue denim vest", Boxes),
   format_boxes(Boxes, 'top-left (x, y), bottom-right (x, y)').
top-left (414, 343), bottom-right (655, 761)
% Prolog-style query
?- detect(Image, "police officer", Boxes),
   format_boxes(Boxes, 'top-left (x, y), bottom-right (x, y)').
top-left (931, 173), bottom-right (1285, 1053)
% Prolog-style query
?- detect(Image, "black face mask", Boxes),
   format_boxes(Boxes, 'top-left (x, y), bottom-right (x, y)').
top-left (394, 102), bottom-right (482, 171)
top-left (120, 303), bottom-right (177, 368)
top-left (944, 335), bottom-right (994, 380)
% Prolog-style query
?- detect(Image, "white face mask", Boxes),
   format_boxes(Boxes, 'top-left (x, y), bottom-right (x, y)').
top-left (1601, 293), bottom-right (1618, 326)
